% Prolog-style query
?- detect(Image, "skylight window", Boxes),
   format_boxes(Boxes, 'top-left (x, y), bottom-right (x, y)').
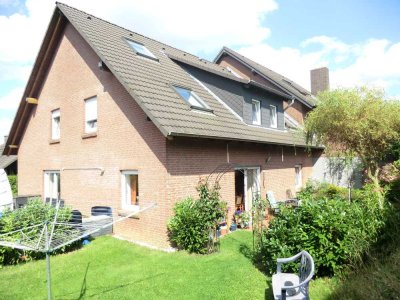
top-left (126, 40), bottom-right (157, 60)
top-left (172, 86), bottom-right (211, 112)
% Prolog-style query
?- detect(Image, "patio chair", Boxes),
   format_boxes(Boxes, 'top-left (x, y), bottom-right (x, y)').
top-left (266, 191), bottom-right (282, 214)
top-left (272, 250), bottom-right (314, 300)
top-left (91, 206), bottom-right (112, 217)
top-left (70, 210), bottom-right (82, 224)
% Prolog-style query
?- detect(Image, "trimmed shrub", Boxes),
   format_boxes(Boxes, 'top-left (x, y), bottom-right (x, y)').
top-left (257, 185), bottom-right (389, 277)
top-left (0, 198), bottom-right (79, 266)
top-left (168, 180), bottom-right (226, 254)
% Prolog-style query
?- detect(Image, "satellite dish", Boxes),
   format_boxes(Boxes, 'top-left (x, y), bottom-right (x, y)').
top-left (0, 169), bottom-right (13, 212)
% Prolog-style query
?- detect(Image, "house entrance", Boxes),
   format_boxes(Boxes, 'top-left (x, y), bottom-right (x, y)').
top-left (234, 167), bottom-right (260, 212)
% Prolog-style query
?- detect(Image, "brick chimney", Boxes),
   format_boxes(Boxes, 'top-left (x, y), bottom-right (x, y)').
top-left (310, 67), bottom-right (330, 96)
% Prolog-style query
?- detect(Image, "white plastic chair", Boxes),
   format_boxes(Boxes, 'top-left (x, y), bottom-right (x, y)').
top-left (272, 250), bottom-right (315, 300)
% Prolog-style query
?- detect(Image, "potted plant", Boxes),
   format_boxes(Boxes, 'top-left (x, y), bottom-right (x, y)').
top-left (241, 211), bottom-right (251, 229)
top-left (230, 221), bottom-right (237, 232)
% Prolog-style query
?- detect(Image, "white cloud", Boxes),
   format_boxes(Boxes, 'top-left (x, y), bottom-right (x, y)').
top-left (65, 0), bottom-right (277, 54)
top-left (238, 37), bottom-right (400, 96)
top-left (0, 0), bottom-right (277, 66)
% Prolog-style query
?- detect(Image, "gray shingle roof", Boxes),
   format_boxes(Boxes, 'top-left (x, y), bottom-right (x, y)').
top-left (214, 47), bottom-right (316, 107)
top-left (56, 3), bottom-right (311, 147)
top-left (0, 144), bottom-right (17, 169)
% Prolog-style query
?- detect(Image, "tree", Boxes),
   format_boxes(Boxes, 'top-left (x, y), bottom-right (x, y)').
top-left (304, 86), bottom-right (400, 207)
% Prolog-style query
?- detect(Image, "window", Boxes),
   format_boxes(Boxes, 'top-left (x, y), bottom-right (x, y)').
top-left (226, 66), bottom-right (242, 79)
top-left (172, 86), bottom-right (210, 111)
top-left (44, 171), bottom-right (60, 201)
top-left (126, 40), bottom-right (157, 60)
top-left (85, 97), bottom-right (97, 133)
top-left (252, 100), bottom-right (261, 125)
top-left (121, 171), bottom-right (139, 210)
top-left (51, 109), bottom-right (60, 140)
top-left (295, 165), bottom-right (302, 189)
top-left (270, 105), bottom-right (277, 128)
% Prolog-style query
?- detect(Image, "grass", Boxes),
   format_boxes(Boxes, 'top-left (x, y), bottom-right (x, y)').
top-left (327, 246), bottom-right (400, 299)
top-left (0, 231), bottom-right (333, 299)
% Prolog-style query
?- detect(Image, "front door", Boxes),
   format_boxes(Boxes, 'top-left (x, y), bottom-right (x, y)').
top-left (244, 168), bottom-right (260, 212)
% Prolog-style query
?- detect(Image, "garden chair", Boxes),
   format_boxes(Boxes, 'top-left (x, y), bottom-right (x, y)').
top-left (272, 250), bottom-right (314, 300)
top-left (266, 191), bottom-right (282, 214)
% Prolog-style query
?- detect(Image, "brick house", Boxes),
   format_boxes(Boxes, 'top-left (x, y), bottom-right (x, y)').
top-left (3, 3), bottom-right (323, 249)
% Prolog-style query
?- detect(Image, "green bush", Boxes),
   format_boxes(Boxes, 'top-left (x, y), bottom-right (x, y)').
top-left (257, 186), bottom-right (388, 277)
top-left (0, 198), bottom-right (78, 266)
top-left (168, 181), bottom-right (226, 254)
top-left (7, 175), bottom-right (17, 197)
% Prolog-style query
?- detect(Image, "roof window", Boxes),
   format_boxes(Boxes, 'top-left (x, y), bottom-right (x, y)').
top-left (172, 85), bottom-right (212, 112)
top-left (126, 39), bottom-right (157, 60)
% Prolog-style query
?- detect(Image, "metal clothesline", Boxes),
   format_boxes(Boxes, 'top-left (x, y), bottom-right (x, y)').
top-left (0, 201), bottom-right (156, 300)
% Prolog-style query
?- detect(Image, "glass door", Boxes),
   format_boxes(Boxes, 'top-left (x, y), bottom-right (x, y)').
top-left (244, 168), bottom-right (260, 212)
top-left (44, 171), bottom-right (60, 202)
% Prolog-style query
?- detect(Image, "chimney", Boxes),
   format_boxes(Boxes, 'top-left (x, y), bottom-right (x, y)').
top-left (310, 67), bottom-right (330, 96)
top-left (3, 135), bottom-right (8, 145)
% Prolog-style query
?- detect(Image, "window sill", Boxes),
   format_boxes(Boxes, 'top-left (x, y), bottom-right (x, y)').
top-left (82, 132), bottom-right (97, 139)
top-left (49, 139), bottom-right (60, 144)
top-left (117, 209), bottom-right (140, 219)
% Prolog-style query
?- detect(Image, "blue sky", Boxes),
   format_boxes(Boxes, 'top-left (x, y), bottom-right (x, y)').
top-left (0, 0), bottom-right (399, 139)
top-left (266, 0), bottom-right (400, 47)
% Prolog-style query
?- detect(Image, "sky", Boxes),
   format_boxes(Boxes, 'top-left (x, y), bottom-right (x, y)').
top-left (0, 0), bottom-right (399, 139)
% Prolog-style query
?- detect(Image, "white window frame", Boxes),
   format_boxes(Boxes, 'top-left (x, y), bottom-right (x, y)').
top-left (126, 39), bottom-right (157, 60)
top-left (121, 170), bottom-right (140, 211)
top-left (252, 100), bottom-right (261, 125)
top-left (270, 105), bottom-right (277, 128)
top-left (295, 165), bottom-right (302, 189)
top-left (85, 96), bottom-right (97, 133)
top-left (51, 109), bottom-right (60, 140)
top-left (44, 170), bottom-right (60, 201)
top-left (172, 85), bottom-right (211, 111)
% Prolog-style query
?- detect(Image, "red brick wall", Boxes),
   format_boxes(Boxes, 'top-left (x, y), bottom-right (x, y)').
top-left (18, 23), bottom-right (169, 248)
top-left (18, 23), bottom-right (316, 250)
top-left (166, 138), bottom-right (314, 220)
top-left (218, 56), bottom-right (310, 124)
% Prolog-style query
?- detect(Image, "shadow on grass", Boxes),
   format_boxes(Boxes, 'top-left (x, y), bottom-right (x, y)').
top-left (78, 262), bottom-right (90, 299)
top-left (238, 242), bottom-right (274, 300)
top-left (58, 271), bottom-right (166, 299)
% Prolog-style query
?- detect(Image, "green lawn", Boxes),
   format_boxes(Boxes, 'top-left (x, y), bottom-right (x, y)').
top-left (0, 231), bottom-right (333, 299)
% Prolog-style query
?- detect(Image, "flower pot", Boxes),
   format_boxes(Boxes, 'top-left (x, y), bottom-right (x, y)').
top-left (230, 224), bottom-right (237, 231)
top-left (220, 226), bottom-right (227, 236)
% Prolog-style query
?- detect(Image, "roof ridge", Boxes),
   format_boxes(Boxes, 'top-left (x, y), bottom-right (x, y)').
top-left (223, 46), bottom-right (284, 79)
top-left (220, 46), bottom-right (314, 106)
top-left (55, 2), bottom-right (198, 59)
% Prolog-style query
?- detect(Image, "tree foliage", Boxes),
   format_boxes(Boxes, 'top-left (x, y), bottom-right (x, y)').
top-left (257, 183), bottom-right (393, 277)
top-left (304, 86), bottom-right (400, 204)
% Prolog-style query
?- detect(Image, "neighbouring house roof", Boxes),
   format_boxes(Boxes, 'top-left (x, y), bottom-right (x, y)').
top-left (214, 47), bottom-right (316, 108)
top-left (3, 3), bottom-right (319, 156)
top-left (0, 144), bottom-right (17, 169)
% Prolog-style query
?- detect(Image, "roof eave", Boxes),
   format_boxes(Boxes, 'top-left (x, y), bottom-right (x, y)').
top-left (3, 7), bottom-right (66, 156)
top-left (167, 131), bottom-right (323, 149)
